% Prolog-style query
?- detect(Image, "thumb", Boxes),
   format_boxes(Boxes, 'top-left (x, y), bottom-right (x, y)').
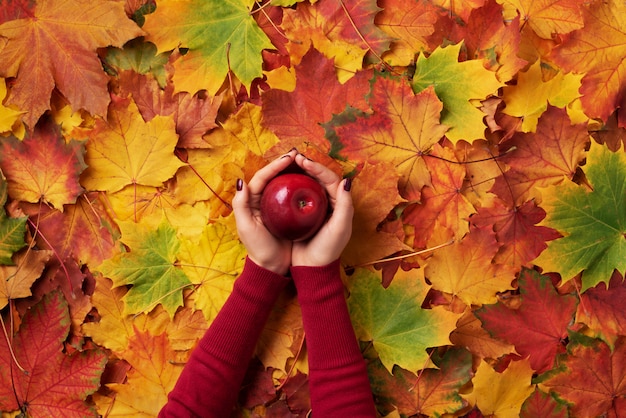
top-left (327, 178), bottom-right (354, 234)
top-left (232, 178), bottom-right (254, 230)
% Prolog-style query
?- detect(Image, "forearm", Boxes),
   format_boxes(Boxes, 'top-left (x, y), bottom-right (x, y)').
top-left (160, 257), bottom-right (290, 418)
top-left (291, 260), bottom-right (376, 417)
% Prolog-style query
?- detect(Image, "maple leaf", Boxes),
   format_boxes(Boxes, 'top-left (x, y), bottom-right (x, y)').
top-left (539, 334), bottom-right (626, 417)
top-left (0, 118), bottom-right (86, 210)
top-left (0, 172), bottom-right (27, 264)
top-left (575, 270), bottom-right (626, 348)
top-left (453, 0), bottom-right (528, 83)
top-left (475, 268), bottom-right (578, 373)
top-left (402, 143), bottom-right (476, 247)
top-left (0, 291), bottom-right (107, 416)
top-left (0, 249), bottom-right (50, 309)
top-left (549, 0), bottom-right (626, 127)
top-left (502, 61), bottom-right (583, 131)
top-left (342, 162), bottom-right (408, 268)
top-left (262, 47), bottom-right (371, 152)
top-left (178, 221), bottom-right (246, 322)
top-left (500, 0), bottom-right (584, 39)
top-left (411, 42), bottom-right (504, 142)
top-left (105, 37), bottom-right (170, 88)
top-left (450, 310), bottom-right (516, 360)
top-left (462, 359), bottom-right (535, 418)
top-left (96, 219), bottom-right (191, 317)
top-left (81, 99), bottom-right (185, 194)
top-left (491, 106), bottom-right (590, 206)
top-left (520, 387), bottom-right (569, 418)
top-left (0, 0), bottom-right (142, 128)
top-left (316, 0), bottom-right (392, 58)
top-left (335, 74), bottom-right (448, 199)
top-left (375, 0), bottom-right (439, 66)
top-left (471, 199), bottom-right (562, 268)
top-left (534, 141), bottom-right (626, 290)
top-left (424, 226), bottom-right (517, 306)
top-left (347, 267), bottom-right (459, 372)
top-left (21, 194), bottom-right (116, 267)
top-left (368, 347), bottom-right (473, 417)
top-left (95, 329), bottom-right (182, 417)
top-left (143, 0), bottom-right (274, 95)
top-left (0, 78), bottom-right (24, 134)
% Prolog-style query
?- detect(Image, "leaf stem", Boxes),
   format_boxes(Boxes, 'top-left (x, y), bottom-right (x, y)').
top-left (350, 239), bottom-right (455, 269)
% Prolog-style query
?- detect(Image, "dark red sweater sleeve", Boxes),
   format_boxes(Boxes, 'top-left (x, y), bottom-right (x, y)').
top-left (291, 260), bottom-right (377, 417)
top-left (159, 257), bottom-right (290, 418)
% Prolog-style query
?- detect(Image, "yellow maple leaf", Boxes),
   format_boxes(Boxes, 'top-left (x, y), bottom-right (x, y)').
top-left (81, 100), bottom-right (184, 194)
top-left (503, 61), bottom-right (584, 131)
top-left (462, 359), bottom-right (535, 417)
top-left (499, 0), bottom-right (584, 39)
top-left (178, 220), bottom-right (246, 322)
top-left (424, 226), bottom-right (517, 306)
top-left (0, 78), bottom-right (25, 136)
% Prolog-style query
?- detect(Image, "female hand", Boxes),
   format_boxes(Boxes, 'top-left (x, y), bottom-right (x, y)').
top-left (231, 149), bottom-right (298, 275)
top-left (291, 153), bottom-right (354, 267)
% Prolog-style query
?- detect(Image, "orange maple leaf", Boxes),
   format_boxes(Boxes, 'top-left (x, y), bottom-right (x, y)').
top-left (550, 0), bottom-right (626, 126)
top-left (0, 0), bottom-right (142, 128)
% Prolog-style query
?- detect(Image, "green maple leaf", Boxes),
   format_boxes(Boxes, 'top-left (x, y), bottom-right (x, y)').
top-left (96, 219), bottom-right (191, 317)
top-left (143, 0), bottom-right (274, 95)
top-left (534, 142), bottom-right (626, 291)
top-left (347, 268), bottom-right (459, 372)
top-left (411, 42), bottom-right (503, 142)
top-left (0, 171), bottom-right (26, 265)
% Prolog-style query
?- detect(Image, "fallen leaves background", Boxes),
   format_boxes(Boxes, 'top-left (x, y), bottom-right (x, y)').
top-left (1, 0), bottom-right (625, 416)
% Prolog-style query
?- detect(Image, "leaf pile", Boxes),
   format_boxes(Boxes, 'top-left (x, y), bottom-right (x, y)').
top-left (1, 0), bottom-right (626, 416)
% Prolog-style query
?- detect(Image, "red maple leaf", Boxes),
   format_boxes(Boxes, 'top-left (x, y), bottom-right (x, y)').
top-left (520, 388), bottom-right (568, 418)
top-left (471, 199), bottom-right (562, 267)
top-left (475, 268), bottom-right (578, 373)
top-left (541, 335), bottom-right (626, 417)
top-left (0, 291), bottom-right (107, 416)
top-left (261, 47), bottom-right (371, 151)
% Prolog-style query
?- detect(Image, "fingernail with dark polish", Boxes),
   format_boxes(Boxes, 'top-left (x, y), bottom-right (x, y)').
top-left (236, 178), bottom-right (243, 191)
top-left (343, 177), bottom-right (353, 192)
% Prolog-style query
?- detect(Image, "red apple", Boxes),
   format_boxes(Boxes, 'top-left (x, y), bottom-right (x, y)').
top-left (260, 173), bottom-right (329, 241)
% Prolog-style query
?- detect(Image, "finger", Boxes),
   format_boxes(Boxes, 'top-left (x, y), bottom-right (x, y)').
top-left (294, 154), bottom-right (341, 198)
top-left (248, 149), bottom-right (298, 194)
top-left (326, 178), bottom-right (354, 231)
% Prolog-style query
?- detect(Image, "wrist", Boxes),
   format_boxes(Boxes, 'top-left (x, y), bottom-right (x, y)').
top-left (247, 254), bottom-right (290, 276)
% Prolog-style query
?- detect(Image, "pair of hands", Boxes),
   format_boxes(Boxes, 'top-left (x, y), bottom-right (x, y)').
top-left (232, 149), bottom-right (354, 276)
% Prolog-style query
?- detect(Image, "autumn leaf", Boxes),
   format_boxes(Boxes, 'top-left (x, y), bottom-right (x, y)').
top-left (411, 42), bottom-right (504, 142)
top-left (0, 291), bottom-right (107, 417)
top-left (502, 60), bottom-right (583, 131)
top-left (96, 219), bottom-right (191, 317)
top-left (499, 0), bottom-right (584, 39)
top-left (368, 347), bottom-right (473, 417)
top-left (402, 143), bottom-right (476, 247)
top-left (491, 106), bottom-right (590, 206)
top-left (347, 267), bottom-right (459, 372)
top-left (105, 38), bottom-right (170, 88)
top-left (262, 47), bottom-right (371, 152)
top-left (534, 141), bottom-right (626, 290)
top-left (0, 78), bottom-right (24, 134)
top-left (0, 0), bottom-right (142, 128)
top-left (143, 0), bottom-right (274, 95)
top-left (449, 311), bottom-right (516, 361)
top-left (520, 387), bottom-right (569, 418)
top-left (0, 172), bottom-right (27, 264)
top-left (575, 270), bottom-right (626, 348)
top-left (81, 99), bottom-right (184, 194)
top-left (539, 334), bottom-right (626, 417)
top-left (463, 359), bottom-right (535, 418)
top-left (95, 329), bottom-right (182, 417)
top-left (335, 74), bottom-right (448, 199)
top-left (0, 249), bottom-right (51, 309)
top-left (424, 226), bottom-right (517, 306)
top-left (476, 268), bottom-right (578, 373)
top-left (178, 221), bottom-right (246, 322)
top-left (342, 162), bottom-right (408, 268)
top-left (550, 0), bottom-right (626, 126)
top-left (375, 0), bottom-right (439, 66)
top-left (0, 118), bottom-right (86, 210)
